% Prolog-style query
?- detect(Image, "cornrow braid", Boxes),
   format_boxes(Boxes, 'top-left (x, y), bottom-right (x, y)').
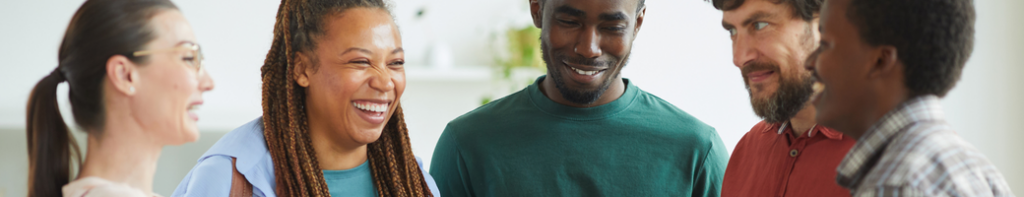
top-left (261, 0), bottom-right (433, 196)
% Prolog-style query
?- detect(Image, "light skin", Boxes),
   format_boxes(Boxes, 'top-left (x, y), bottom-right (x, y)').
top-left (293, 8), bottom-right (406, 170)
top-left (78, 9), bottom-right (214, 193)
top-left (529, 0), bottom-right (644, 108)
top-left (722, 0), bottom-right (820, 135)
top-left (808, 0), bottom-right (908, 139)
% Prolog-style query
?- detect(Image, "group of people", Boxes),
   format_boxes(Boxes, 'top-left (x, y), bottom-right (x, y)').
top-left (24, 0), bottom-right (1012, 196)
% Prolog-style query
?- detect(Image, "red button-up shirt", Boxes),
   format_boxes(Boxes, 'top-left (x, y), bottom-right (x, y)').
top-left (722, 121), bottom-right (856, 197)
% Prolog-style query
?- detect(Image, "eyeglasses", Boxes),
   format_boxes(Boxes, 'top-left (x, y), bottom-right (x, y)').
top-left (131, 42), bottom-right (205, 77)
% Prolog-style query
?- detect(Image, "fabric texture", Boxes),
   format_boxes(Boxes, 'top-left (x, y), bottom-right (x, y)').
top-left (171, 117), bottom-right (440, 197)
top-left (323, 160), bottom-right (377, 197)
top-left (722, 121), bottom-right (855, 197)
top-left (429, 76), bottom-right (729, 197)
top-left (62, 177), bottom-right (156, 197)
top-left (836, 95), bottom-right (1014, 197)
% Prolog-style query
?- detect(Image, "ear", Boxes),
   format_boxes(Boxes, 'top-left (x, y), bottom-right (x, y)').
top-left (867, 45), bottom-right (900, 79)
top-left (633, 5), bottom-right (645, 39)
top-left (293, 52), bottom-right (312, 88)
top-left (529, 0), bottom-right (543, 28)
top-left (106, 55), bottom-right (139, 96)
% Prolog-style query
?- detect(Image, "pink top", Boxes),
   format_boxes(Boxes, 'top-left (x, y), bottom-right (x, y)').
top-left (62, 177), bottom-right (159, 197)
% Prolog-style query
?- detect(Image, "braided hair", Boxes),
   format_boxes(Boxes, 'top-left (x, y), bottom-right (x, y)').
top-left (260, 0), bottom-right (432, 196)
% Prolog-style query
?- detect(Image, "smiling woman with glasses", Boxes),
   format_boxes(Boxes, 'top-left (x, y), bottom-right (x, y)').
top-left (24, 0), bottom-right (214, 196)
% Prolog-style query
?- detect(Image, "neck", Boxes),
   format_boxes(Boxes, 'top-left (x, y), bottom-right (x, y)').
top-left (309, 126), bottom-right (368, 170)
top-left (788, 102), bottom-right (818, 137)
top-left (77, 113), bottom-right (161, 194)
top-left (540, 76), bottom-right (626, 108)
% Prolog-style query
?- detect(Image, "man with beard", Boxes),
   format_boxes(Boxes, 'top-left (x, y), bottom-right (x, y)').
top-left (704, 0), bottom-right (856, 196)
top-left (808, 0), bottom-right (1012, 195)
top-left (430, 0), bottom-right (728, 196)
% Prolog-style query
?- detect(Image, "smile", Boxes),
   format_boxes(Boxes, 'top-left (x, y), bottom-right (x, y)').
top-left (352, 101), bottom-right (388, 113)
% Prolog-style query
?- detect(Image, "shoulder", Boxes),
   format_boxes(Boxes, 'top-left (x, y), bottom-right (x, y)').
top-left (453, 88), bottom-right (529, 121)
top-left (64, 177), bottom-right (149, 197)
top-left (635, 89), bottom-right (715, 131)
top-left (173, 117), bottom-right (277, 197)
top-left (867, 123), bottom-right (1010, 196)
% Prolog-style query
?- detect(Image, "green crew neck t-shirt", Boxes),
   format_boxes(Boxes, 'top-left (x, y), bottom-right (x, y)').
top-left (430, 76), bottom-right (729, 197)
top-left (323, 160), bottom-right (377, 197)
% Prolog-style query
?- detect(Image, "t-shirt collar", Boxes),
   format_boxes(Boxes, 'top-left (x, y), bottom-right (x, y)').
top-left (527, 75), bottom-right (639, 120)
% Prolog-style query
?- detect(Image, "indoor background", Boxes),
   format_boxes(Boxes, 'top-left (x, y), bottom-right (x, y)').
top-left (1, 0), bottom-right (1021, 196)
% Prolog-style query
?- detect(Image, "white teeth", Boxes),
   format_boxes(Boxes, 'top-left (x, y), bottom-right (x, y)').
top-left (570, 67), bottom-right (599, 75)
top-left (188, 105), bottom-right (200, 112)
top-left (352, 102), bottom-right (388, 113)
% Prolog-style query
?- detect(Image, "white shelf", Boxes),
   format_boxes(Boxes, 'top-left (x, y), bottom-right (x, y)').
top-left (405, 66), bottom-right (493, 81)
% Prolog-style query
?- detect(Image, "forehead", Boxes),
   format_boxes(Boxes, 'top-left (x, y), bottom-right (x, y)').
top-left (722, 0), bottom-right (793, 24)
top-left (321, 8), bottom-right (399, 46)
top-left (545, 0), bottom-right (638, 17)
top-left (819, 0), bottom-right (849, 31)
top-left (148, 9), bottom-right (195, 47)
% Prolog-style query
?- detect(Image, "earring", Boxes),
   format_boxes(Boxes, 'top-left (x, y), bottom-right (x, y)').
top-left (129, 86), bottom-right (135, 93)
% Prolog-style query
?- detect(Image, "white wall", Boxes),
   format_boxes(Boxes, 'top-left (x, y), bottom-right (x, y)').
top-left (0, 0), bottom-right (1020, 196)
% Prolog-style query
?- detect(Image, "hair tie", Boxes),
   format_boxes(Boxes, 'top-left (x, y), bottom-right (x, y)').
top-left (50, 67), bottom-right (66, 82)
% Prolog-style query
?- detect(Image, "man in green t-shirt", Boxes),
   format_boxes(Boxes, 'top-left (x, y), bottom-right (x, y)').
top-left (429, 0), bottom-right (729, 196)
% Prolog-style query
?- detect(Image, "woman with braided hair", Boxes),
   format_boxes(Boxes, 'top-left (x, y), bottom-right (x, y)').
top-left (25, 0), bottom-right (214, 196)
top-left (172, 0), bottom-right (437, 196)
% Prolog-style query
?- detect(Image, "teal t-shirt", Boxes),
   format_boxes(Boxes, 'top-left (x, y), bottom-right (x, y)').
top-left (323, 160), bottom-right (377, 197)
top-left (430, 76), bottom-right (729, 197)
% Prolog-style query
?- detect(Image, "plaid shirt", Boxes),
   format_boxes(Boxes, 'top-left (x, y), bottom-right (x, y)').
top-left (835, 95), bottom-right (1014, 197)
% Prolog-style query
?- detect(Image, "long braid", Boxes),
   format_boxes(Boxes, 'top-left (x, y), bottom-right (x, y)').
top-left (262, 0), bottom-right (433, 196)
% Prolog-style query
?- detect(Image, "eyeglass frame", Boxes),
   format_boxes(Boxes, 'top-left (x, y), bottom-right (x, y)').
top-left (129, 42), bottom-right (205, 77)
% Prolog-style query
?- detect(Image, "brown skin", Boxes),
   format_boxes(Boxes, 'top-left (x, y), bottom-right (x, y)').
top-left (723, 0), bottom-right (820, 135)
top-left (529, 0), bottom-right (644, 107)
top-left (80, 9), bottom-right (214, 193)
top-left (293, 8), bottom-right (406, 170)
top-left (807, 0), bottom-right (908, 139)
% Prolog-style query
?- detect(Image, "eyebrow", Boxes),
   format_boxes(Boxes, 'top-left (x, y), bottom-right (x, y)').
top-left (391, 48), bottom-right (403, 54)
top-left (599, 12), bottom-right (628, 21)
top-left (341, 47), bottom-right (373, 56)
top-left (743, 11), bottom-right (774, 27)
top-left (721, 11), bottom-right (775, 30)
top-left (555, 5), bottom-right (585, 17)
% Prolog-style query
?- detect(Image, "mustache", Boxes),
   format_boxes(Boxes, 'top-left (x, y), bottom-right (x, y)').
top-left (560, 53), bottom-right (613, 68)
top-left (741, 60), bottom-right (781, 78)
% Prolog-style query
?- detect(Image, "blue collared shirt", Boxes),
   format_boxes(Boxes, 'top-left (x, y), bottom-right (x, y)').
top-left (172, 117), bottom-right (440, 197)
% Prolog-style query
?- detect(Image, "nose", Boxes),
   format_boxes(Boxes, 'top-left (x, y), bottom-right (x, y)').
top-left (732, 33), bottom-right (758, 69)
top-left (198, 67), bottom-right (214, 92)
top-left (368, 65), bottom-right (395, 93)
top-left (574, 27), bottom-right (602, 59)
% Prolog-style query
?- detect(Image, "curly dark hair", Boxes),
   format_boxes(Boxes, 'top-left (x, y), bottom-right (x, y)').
top-left (706, 0), bottom-right (823, 21)
top-left (846, 0), bottom-right (975, 97)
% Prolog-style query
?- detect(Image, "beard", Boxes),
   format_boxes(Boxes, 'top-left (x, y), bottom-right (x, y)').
top-left (744, 61), bottom-right (815, 123)
top-left (540, 41), bottom-right (627, 105)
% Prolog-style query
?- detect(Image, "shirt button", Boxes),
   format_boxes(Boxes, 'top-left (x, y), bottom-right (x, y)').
top-left (789, 149), bottom-right (799, 157)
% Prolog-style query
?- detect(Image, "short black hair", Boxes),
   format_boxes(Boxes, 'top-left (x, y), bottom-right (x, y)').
top-left (706, 0), bottom-right (823, 21)
top-left (541, 0), bottom-right (646, 14)
top-left (847, 0), bottom-right (975, 97)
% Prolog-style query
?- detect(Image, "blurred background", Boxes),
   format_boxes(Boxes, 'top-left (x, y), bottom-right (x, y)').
top-left (1, 0), bottom-right (1021, 196)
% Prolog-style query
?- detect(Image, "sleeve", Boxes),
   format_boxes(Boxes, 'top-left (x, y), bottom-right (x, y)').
top-left (691, 130), bottom-right (729, 197)
top-left (417, 157), bottom-right (442, 197)
top-left (171, 155), bottom-right (235, 197)
top-left (429, 123), bottom-right (473, 197)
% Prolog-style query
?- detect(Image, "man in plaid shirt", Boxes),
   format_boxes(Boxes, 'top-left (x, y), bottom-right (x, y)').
top-left (804, 0), bottom-right (1014, 196)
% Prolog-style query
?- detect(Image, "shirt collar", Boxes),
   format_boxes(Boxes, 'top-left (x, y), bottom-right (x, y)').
top-left (835, 95), bottom-right (945, 188)
top-left (770, 121), bottom-right (845, 140)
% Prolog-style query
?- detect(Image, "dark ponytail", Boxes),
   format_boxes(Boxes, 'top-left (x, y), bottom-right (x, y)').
top-left (26, 68), bottom-right (80, 197)
top-left (25, 0), bottom-right (177, 196)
